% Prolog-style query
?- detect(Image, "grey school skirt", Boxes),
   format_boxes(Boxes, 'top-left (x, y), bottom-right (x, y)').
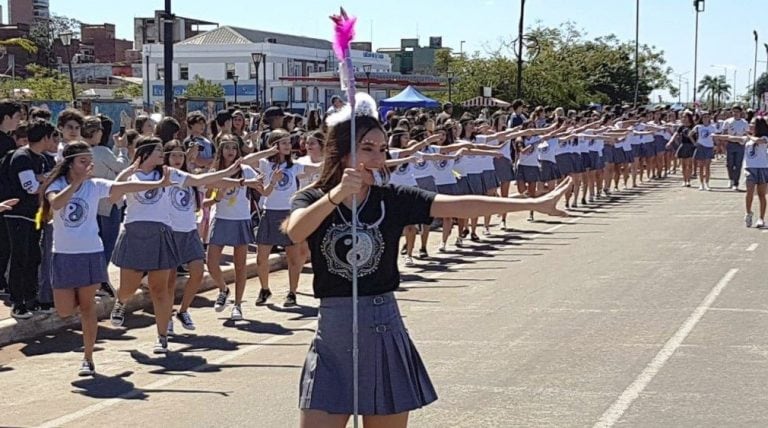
top-left (455, 177), bottom-right (473, 195)
top-left (209, 218), bottom-right (256, 247)
top-left (255, 210), bottom-right (292, 247)
top-left (299, 292), bottom-right (437, 415)
top-left (694, 146), bottom-right (714, 160)
top-left (746, 167), bottom-right (768, 185)
top-left (173, 230), bottom-right (206, 265)
top-left (493, 157), bottom-right (514, 183)
top-left (465, 173), bottom-right (485, 195)
top-left (415, 176), bottom-right (437, 193)
top-left (436, 183), bottom-right (460, 195)
top-left (556, 154), bottom-right (574, 176)
top-left (481, 169), bottom-right (499, 191)
top-left (517, 164), bottom-right (541, 183)
top-left (112, 221), bottom-right (179, 271)
top-left (654, 135), bottom-right (668, 154)
top-left (52, 252), bottom-right (108, 289)
top-left (538, 160), bottom-right (560, 182)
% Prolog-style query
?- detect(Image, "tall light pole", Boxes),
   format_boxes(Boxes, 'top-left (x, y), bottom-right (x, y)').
top-left (675, 71), bottom-right (690, 104)
top-left (754, 30), bottom-right (759, 109)
top-left (516, 0), bottom-right (525, 99)
top-left (764, 43), bottom-right (768, 73)
top-left (251, 53), bottom-right (264, 108)
top-left (59, 32), bottom-right (77, 104)
top-left (448, 69), bottom-right (454, 103)
top-left (692, 0), bottom-right (704, 104)
top-left (460, 40), bottom-right (466, 57)
top-left (363, 64), bottom-right (372, 94)
top-left (232, 74), bottom-right (239, 104)
top-left (163, 0), bottom-right (174, 116)
top-left (633, 0), bottom-right (640, 107)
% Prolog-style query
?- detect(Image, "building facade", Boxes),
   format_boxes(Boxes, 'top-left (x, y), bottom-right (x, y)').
top-left (133, 12), bottom-right (217, 52)
top-left (8, 0), bottom-right (49, 26)
top-left (378, 37), bottom-right (445, 75)
top-left (142, 26), bottom-right (391, 111)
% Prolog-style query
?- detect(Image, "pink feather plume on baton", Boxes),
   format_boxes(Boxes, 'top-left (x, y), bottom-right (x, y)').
top-left (330, 8), bottom-right (357, 101)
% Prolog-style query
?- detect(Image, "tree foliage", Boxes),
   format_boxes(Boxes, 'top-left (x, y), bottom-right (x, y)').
top-left (0, 64), bottom-right (77, 100)
top-left (434, 22), bottom-right (674, 109)
top-left (184, 75), bottom-right (224, 98)
top-left (0, 38), bottom-right (38, 54)
top-left (28, 14), bottom-right (81, 69)
top-left (697, 75), bottom-right (731, 110)
top-left (113, 83), bottom-right (143, 99)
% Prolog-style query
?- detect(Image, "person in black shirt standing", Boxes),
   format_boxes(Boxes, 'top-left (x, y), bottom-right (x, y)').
top-left (287, 93), bottom-right (569, 427)
top-left (0, 99), bottom-right (22, 295)
top-left (5, 119), bottom-right (57, 319)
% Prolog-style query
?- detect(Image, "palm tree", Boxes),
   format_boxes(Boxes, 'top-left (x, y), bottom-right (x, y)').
top-left (698, 74), bottom-right (732, 110)
top-left (0, 38), bottom-right (38, 55)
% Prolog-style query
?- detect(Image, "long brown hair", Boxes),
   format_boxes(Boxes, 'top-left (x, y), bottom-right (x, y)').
top-left (266, 128), bottom-right (293, 168)
top-left (39, 142), bottom-right (92, 224)
top-left (212, 134), bottom-right (242, 178)
top-left (313, 115), bottom-right (384, 192)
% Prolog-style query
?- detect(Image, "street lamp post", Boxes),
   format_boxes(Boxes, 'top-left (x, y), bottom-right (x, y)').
top-left (633, 0), bottom-right (640, 108)
top-left (250, 53), bottom-right (263, 108)
top-left (764, 43), bottom-right (768, 73)
top-left (233, 74), bottom-right (239, 104)
top-left (692, 0), bottom-right (704, 104)
top-left (363, 64), bottom-right (372, 94)
top-left (448, 70), bottom-right (454, 103)
top-left (59, 32), bottom-right (77, 105)
top-left (754, 30), bottom-right (759, 109)
top-left (516, 0), bottom-right (525, 99)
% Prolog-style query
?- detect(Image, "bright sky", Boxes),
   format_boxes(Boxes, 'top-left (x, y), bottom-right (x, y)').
top-left (3, 0), bottom-right (767, 102)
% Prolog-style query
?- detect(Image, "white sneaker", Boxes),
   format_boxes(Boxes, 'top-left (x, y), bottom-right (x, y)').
top-left (230, 304), bottom-right (243, 321)
top-left (153, 335), bottom-right (169, 354)
top-left (404, 256), bottom-right (415, 267)
top-left (757, 219), bottom-right (765, 228)
top-left (745, 212), bottom-right (754, 228)
top-left (705, 184), bottom-right (711, 191)
top-left (110, 301), bottom-right (126, 327)
top-left (78, 360), bottom-right (95, 377)
top-left (732, 185), bottom-right (738, 191)
top-left (500, 220), bottom-right (506, 230)
top-left (698, 184), bottom-right (704, 191)
top-left (438, 242), bottom-right (447, 252)
top-left (482, 227), bottom-right (491, 236)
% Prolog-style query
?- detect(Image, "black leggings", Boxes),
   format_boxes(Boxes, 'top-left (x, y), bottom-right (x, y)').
top-left (6, 217), bottom-right (41, 305)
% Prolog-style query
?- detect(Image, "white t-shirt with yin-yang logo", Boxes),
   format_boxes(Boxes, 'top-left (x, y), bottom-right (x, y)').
top-left (167, 169), bottom-right (200, 232)
top-left (212, 165), bottom-right (259, 220)
top-left (258, 159), bottom-right (305, 211)
top-left (124, 169), bottom-right (174, 225)
top-left (388, 148), bottom-right (418, 187)
top-left (48, 177), bottom-right (113, 254)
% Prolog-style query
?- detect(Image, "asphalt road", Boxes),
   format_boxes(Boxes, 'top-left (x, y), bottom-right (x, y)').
top-left (1, 161), bottom-right (767, 428)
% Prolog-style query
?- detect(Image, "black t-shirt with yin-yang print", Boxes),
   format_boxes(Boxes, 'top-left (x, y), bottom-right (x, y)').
top-left (291, 184), bottom-right (436, 298)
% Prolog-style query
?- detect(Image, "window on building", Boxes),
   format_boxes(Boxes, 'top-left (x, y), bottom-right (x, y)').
top-left (293, 63), bottom-right (302, 77)
top-left (249, 62), bottom-right (258, 79)
top-left (225, 63), bottom-right (236, 80)
top-left (179, 64), bottom-right (189, 80)
top-left (157, 66), bottom-right (164, 80)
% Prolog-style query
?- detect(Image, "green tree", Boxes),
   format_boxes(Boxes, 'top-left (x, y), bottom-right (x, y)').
top-left (184, 75), bottom-right (224, 98)
top-left (0, 38), bottom-right (38, 54)
top-left (698, 75), bottom-right (731, 110)
top-left (28, 14), bottom-right (81, 69)
top-left (113, 83), bottom-right (143, 99)
top-left (0, 64), bottom-right (77, 100)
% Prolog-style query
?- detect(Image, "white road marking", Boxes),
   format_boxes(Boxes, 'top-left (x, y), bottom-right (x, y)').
top-left (35, 320), bottom-right (317, 428)
top-left (593, 268), bottom-right (739, 428)
top-left (747, 243), bottom-right (759, 252)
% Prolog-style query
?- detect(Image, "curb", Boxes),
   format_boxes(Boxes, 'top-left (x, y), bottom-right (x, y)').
top-left (0, 253), bottom-right (288, 347)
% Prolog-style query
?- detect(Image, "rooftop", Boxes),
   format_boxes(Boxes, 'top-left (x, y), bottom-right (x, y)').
top-left (177, 25), bottom-right (332, 50)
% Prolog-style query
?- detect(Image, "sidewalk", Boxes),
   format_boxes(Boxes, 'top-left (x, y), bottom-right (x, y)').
top-left (0, 246), bottom-right (288, 347)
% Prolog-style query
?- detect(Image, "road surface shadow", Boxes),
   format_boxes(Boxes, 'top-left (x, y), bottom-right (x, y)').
top-left (221, 318), bottom-right (314, 336)
top-left (128, 350), bottom-right (301, 375)
top-left (264, 303), bottom-right (318, 320)
top-left (170, 334), bottom-right (260, 353)
top-left (71, 370), bottom-right (229, 399)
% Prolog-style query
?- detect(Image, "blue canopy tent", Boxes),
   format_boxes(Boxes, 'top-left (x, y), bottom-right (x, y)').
top-left (379, 85), bottom-right (440, 109)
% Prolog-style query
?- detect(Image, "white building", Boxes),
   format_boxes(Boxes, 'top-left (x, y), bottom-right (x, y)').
top-left (142, 26), bottom-right (391, 111)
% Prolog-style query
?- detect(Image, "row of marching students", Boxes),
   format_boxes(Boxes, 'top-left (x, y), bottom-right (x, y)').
top-left (16, 115), bottom-right (321, 375)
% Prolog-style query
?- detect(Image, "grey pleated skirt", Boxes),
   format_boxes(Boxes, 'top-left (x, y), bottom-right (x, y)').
top-left (436, 183), bottom-right (459, 195)
top-left (455, 177), bottom-right (472, 195)
top-left (538, 160), bottom-right (560, 182)
top-left (654, 135), bottom-right (668, 154)
top-left (415, 176), bottom-right (437, 193)
top-left (481, 169), bottom-right (499, 191)
top-left (556, 154), bottom-right (574, 176)
top-left (299, 292), bottom-right (437, 415)
top-left (254, 210), bottom-right (292, 247)
top-left (694, 146), bottom-right (714, 160)
top-left (746, 167), bottom-right (768, 184)
top-left (493, 157), bottom-right (514, 183)
top-left (516, 164), bottom-right (541, 183)
top-left (112, 221), bottom-right (179, 271)
top-left (173, 230), bottom-right (206, 264)
top-left (52, 252), bottom-right (108, 289)
top-left (209, 218), bottom-right (256, 247)
top-left (466, 173), bottom-right (485, 195)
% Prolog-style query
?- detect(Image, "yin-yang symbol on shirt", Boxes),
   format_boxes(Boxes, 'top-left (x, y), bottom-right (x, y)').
top-left (539, 144), bottom-right (549, 154)
top-left (61, 197), bottom-right (88, 228)
top-left (222, 186), bottom-right (240, 199)
top-left (435, 159), bottom-right (449, 170)
top-left (414, 157), bottom-right (429, 170)
top-left (321, 223), bottom-right (384, 281)
top-left (748, 145), bottom-right (757, 159)
top-left (170, 186), bottom-right (192, 211)
top-left (135, 187), bottom-right (162, 205)
top-left (275, 170), bottom-right (292, 191)
top-left (700, 128), bottom-right (711, 139)
top-left (395, 163), bottom-right (410, 175)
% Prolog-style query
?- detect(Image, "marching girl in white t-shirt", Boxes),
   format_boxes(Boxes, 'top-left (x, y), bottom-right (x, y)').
top-left (204, 136), bottom-right (269, 321)
top-left (691, 112), bottom-right (718, 191)
top-left (108, 137), bottom-right (197, 354)
top-left (730, 118), bottom-right (768, 227)
top-left (296, 130), bottom-right (326, 265)
top-left (252, 130), bottom-right (321, 308)
top-left (43, 142), bottom-right (170, 374)
top-left (162, 140), bottom-right (252, 333)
